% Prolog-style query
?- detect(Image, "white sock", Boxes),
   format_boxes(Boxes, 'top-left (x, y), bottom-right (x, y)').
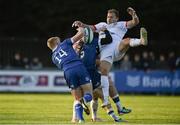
top-left (116, 102), bottom-right (122, 111)
top-left (108, 110), bottom-right (119, 120)
top-left (101, 75), bottom-right (109, 104)
top-left (90, 100), bottom-right (98, 120)
top-left (112, 95), bottom-right (122, 111)
top-left (72, 101), bottom-right (78, 120)
top-left (129, 38), bottom-right (141, 47)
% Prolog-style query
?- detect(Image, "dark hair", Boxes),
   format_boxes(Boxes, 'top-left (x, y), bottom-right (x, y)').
top-left (108, 9), bottom-right (119, 18)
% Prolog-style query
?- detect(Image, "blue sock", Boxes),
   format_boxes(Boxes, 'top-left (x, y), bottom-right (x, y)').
top-left (75, 103), bottom-right (84, 120)
top-left (83, 93), bottom-right (92, 103)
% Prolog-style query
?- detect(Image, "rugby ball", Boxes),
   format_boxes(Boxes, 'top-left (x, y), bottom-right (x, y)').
top-left (83, 27), bottom-right (94, 44)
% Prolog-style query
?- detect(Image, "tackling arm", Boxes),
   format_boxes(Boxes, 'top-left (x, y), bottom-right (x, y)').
top-left (71, 27), bottom-right (84, 43)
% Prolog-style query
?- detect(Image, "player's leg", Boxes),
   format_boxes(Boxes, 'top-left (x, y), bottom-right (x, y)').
top-left (100, 60), bottom-right (112, 106)
top-left (93, 87), bottom-right (121, 122)
top-left (71, 88), bottom-right (84, 123)
top-left (78, 65), bottom-right (93, 115)
top-left (71, 85), bottom-right (93, 122)
top-left (65, 66), bottom-right (90, 123)
top-left (91, 89), bottom-right (101, 122)
top-left (71, 101), bottom-right (78, 123)
top-left (89, 70), bottom-right (103, 122)
top-left (109, 76), bottom-right (132, 115)
top-left (80, 83), bottom-right (93, 115)
top-left (118, 27), bottom-right (148, 53)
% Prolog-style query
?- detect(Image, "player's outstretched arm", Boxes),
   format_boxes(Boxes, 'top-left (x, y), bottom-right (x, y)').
top-left (126, 7), bottom-right (139, 29)
top-left (72, 21), bottom-right (96, 32)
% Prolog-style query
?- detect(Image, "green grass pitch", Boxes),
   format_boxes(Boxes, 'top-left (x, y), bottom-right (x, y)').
top-left (0, 93), bottom-right (180, 124)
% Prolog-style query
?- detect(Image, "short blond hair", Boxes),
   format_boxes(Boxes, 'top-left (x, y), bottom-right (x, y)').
top-left (108, 9), bottom-right (119, 18)
top-left (47, 37), bottom-right (60, 50)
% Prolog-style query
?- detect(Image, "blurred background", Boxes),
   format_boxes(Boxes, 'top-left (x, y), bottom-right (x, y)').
top-left (0, 0), bottom-right (179, 93)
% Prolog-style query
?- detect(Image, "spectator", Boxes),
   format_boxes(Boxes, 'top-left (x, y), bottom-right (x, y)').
top-left (30, 57), bottom-right (43, 70)
top-left (132, 53), bottom-right (142, 70)
top-left (0, 56), bottom-right (2, 69)
top-left (141, 51), bottom-right (150, 71)
top-left (0, 64), bottom-right (1, 69)
top-left (168, 51), bottom-right (176, 71)
top-left (149, 51), bottom-right (157, 69)
top-left (11, 52), bottom-right (23, 68)
top-left (120, 54), bottom-right (132, 71)
top-left (176, 57), bottom-right (180, 69)
top-left (156, 54), bottom-right (168, 70)
top-left (22, 57), bottom-right (30, 69)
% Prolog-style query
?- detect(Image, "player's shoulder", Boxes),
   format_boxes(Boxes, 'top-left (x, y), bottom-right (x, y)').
top-left (117, 21), bottom-right (127, 29)
top-left (62, 38), bottom-right (73, 45)
top-left (117, 21), bottom-right (126, 26)
top-left (96, 22), bottom-right (107, 26)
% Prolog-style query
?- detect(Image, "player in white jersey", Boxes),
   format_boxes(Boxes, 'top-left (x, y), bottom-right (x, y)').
top-left (72, 7), bottom-right (148, 106)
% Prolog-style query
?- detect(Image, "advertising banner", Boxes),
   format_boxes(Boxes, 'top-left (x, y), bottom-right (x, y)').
top-left (114, 70), bottom-right (180, 93)
top-left (0, 70), bottom-right (69, 92)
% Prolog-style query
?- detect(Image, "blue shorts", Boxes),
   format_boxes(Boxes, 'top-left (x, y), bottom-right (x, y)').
top-left (64, 64), bottom-right (91, 89)
top-left (87, 69), bottom-right (101, 90)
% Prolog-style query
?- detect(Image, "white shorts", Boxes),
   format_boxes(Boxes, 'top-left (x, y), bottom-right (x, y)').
top-left (113, 44), bottom-right (126, 61)
top-left (99, 41), bottom-right (126, 64)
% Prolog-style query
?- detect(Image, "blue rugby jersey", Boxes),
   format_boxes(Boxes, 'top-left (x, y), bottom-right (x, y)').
top-left (52, 38), bottom-right (83, 71)
top-left (80, 37), bottom-right (99, 70)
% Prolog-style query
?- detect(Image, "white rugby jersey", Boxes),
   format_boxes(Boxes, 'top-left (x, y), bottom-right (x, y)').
top-left (94, 21), bottom-right (128, 44)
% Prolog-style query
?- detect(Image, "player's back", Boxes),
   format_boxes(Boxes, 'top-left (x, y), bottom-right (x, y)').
top-left (80, 36), bottom-right (99, 70)
top-left (52, 38), bottom-right (82, 71)
top-left (80, 35), bottom-right (101, 89)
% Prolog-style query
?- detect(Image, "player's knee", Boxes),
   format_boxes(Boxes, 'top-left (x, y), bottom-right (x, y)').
top-left (119, 38), bottom-right (130, 52)
top-left (122, 38), bottom-right (130, 45)
top-left (100, 67), bottom-right (109, 75)
top-left (74, 100), bottom-right (81, 105)
top-left (100, 62), bottom-right (111, 75)
top-left (83, 93), bottom-right (92, 103)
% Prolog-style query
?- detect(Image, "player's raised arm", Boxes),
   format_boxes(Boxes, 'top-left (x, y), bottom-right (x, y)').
top-left (126, 7), bottom-right (139, 29)
top-left (71, 27), bottom-right (85, 44)
top-left (72, 21), bottom-right (96, 32)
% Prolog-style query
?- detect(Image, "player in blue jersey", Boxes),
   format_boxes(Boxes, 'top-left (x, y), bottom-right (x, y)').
top-left (72, 33), bottom-right (131, 123)
top-left (47, 28), bottom-right (92, 123)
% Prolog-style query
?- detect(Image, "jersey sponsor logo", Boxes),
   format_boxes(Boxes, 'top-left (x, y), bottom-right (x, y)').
top-left (85, 77), bottom-right (90, 82)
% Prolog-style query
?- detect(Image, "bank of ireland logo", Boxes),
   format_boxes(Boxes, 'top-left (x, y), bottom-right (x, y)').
top-left (126, 75), bottom-right (140, 87)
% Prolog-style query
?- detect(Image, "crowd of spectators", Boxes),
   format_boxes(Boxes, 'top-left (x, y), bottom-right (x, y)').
top-left (0, 51), bottom-right (179, 71)
top-left (0, 52), bottom-right (43, 70)
top-left (113, 51), bottom-right (179, 71)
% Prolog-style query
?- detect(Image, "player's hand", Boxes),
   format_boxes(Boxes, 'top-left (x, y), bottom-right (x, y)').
top-left (72, 21), bottom-right (84, 27)
top-left (127, 7), bottom-right (136, 16)
top-left (76, 27), bottom-right (84, 32)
